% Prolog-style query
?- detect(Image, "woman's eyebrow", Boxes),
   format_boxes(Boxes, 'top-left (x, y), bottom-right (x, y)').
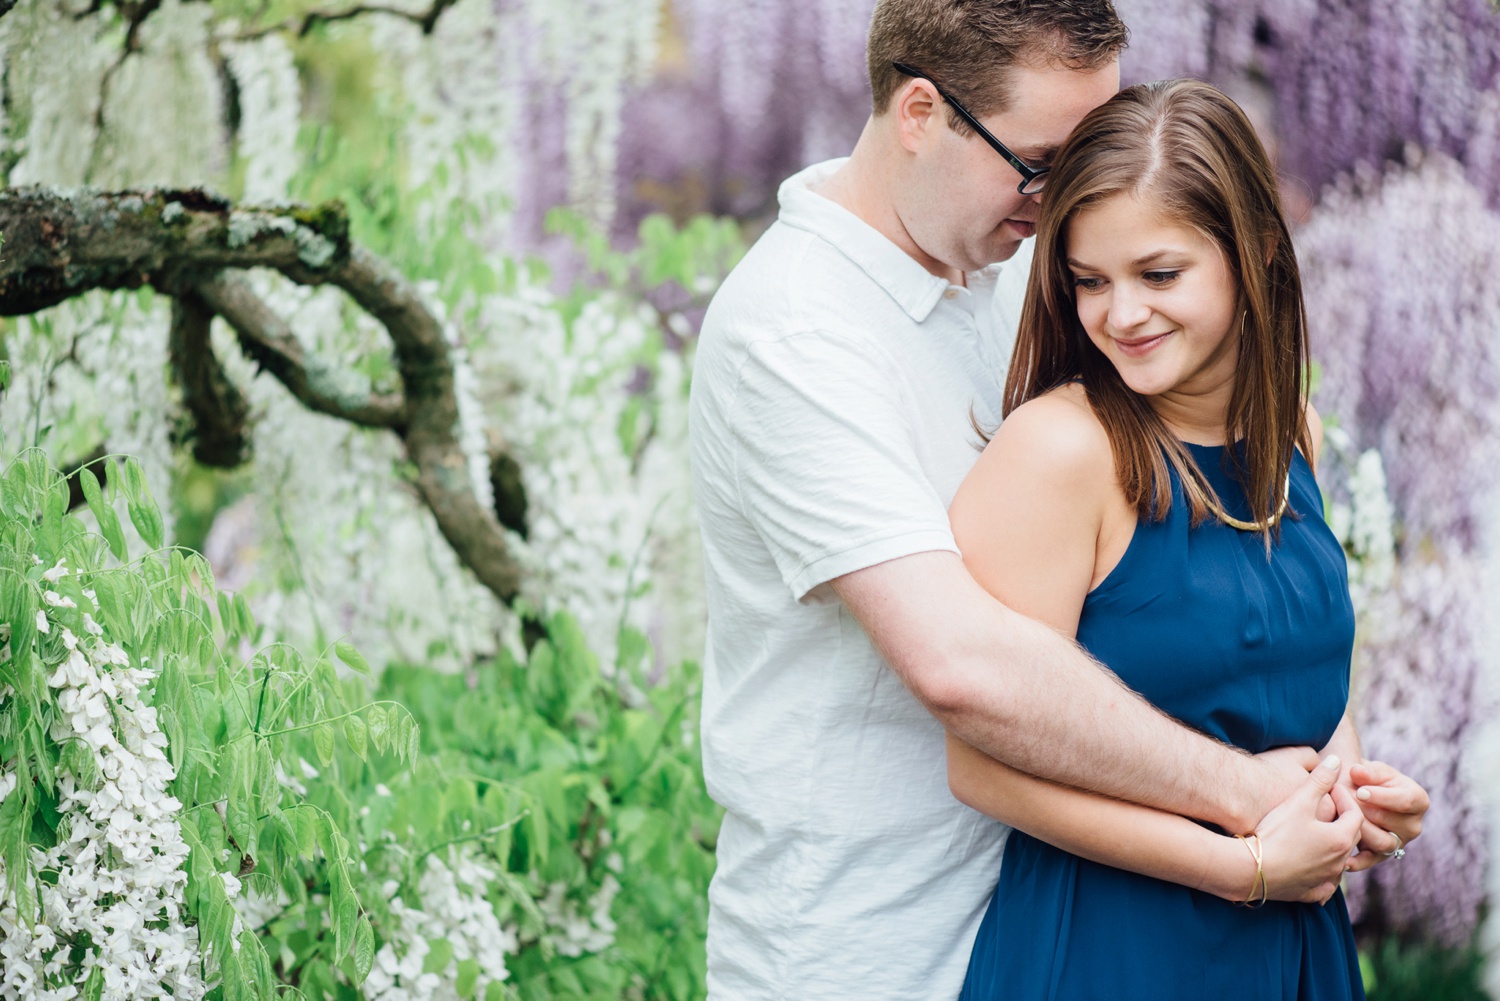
top-left (1067, 250), bottom-right (1189, 271)
top-left (1130, 249), bottom-right (1188, 267)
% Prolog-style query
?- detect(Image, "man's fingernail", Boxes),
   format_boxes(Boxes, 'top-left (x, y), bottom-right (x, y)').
top-left (1322, 754), bottom-right (1341, 771)
top-left (1357, 788), bottom-right (1372, 801)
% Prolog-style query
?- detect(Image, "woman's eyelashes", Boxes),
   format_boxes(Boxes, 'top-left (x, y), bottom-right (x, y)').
top-left (1069, 268), bottom-right (1184, 293)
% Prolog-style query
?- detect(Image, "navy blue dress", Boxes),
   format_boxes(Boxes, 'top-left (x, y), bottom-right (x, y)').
top-left (961, 442), bottom-right (1364, 1001)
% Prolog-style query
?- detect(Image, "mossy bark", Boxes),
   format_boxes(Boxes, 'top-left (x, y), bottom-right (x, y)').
top-left (0, 185), bottom-right (527, 604)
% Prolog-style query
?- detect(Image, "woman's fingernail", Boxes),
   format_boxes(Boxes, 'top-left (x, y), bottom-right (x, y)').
top-left (1322, 754), bottom-right (1341, 771)
top-left (1357, 788), bottom-right (1372, 801)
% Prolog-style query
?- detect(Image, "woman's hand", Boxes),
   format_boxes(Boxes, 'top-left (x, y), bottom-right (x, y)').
top-left (1252, 754), bottom-right (1364, 905)
top-left (1344, 760), bottom-right (1429, 873)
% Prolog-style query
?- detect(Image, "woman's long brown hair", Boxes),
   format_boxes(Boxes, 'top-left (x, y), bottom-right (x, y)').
top-left (1005, 78), bottom-right (1312, 539)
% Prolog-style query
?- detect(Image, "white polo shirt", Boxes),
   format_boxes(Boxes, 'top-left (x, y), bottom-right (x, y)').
top-left (689, 159), bottom-right (1031, 1000)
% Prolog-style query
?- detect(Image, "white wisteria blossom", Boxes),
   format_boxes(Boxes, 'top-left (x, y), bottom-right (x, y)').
top-left (222, 33), bottom-right (302, 203)
top-left (537, 870), bottom-right (621, 958)
top-left (1322, 429), bottom-right (1398, 617)
top-left (0, 567), bottom-right (205, 1001)
top-left (363, 848), bottom-right (517, 1001)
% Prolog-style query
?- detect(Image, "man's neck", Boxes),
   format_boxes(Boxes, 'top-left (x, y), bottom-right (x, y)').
top-left (808, 123), bottom-right (965, 286)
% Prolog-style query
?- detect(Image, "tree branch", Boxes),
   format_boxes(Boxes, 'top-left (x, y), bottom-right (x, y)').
top-left (0, 187), bottom-right (349, 315)
top-left (0, 186), bottom-right (526, 605)
top-left (193, 272), bottom-right (407, 431)
top-left (235, 0), bottom-right (457, 40)
top-left (325, 246), bottom-right (523, 601)
top-left (169, 291), bottom-right (252, 467)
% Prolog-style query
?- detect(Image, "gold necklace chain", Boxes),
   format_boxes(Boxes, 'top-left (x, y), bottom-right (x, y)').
top-left (1197, 473), bottom-right (1291, 532)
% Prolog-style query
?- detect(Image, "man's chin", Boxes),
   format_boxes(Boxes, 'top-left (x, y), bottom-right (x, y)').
top-left (981, 236), bottom-right (1026, 267)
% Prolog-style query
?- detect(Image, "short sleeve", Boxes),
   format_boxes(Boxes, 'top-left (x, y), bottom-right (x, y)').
top-left (728, 329), bottom-right (958, 604)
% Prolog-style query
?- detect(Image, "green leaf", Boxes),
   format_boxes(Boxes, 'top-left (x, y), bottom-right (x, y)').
top-left (313, 723), bottom-right (335, 766)
top-left (366, 704), bottom-right (389, 754)
top-left (455, 958), bottom-right (481, 998)
top-left (331, 865), bottom-right (357, 957)
top-left (120, 458), bottom-right (164, 550)
top-left (343, 714), bottom-right (367, 760)
top-left (334, 640), bottom-right (371, 678)
top-left (422, 937), bottom-right (454, 975)
top-left (352, 914), bottom-right (376, 984)
top-left (240, 929), bottom-right (276, 1000)
top-left (78, 467), bottom-right (127, 561)
top-left (232, 592), bottom-right (255, 637)
top-left (82, 965), bottom-right (104, 1001)
top-left (0, 790), bottom-right (36, 923)
top-left (291, 806), bottom-right (318, 858)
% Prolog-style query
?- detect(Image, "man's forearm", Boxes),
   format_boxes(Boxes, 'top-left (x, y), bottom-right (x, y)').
top-left (833, 551), bottom-right (1280, 833)
top-left (934, 601), bottom-right (1269, 832)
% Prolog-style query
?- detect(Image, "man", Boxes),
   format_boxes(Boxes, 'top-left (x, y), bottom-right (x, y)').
top-left (688, 2), bottom-right (1327, 996)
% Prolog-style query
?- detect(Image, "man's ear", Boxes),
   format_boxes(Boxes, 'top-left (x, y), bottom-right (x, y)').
top-left (896, 79), bottom-right (943, 154)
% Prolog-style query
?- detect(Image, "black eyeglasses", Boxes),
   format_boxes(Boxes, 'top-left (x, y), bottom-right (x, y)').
top-left (892, 62), bottom-right (1050, 195)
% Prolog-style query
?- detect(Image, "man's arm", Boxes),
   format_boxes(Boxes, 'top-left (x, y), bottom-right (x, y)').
top-left (831, 550), bottom-right (1302, 834)
top-left (830, 390), bottom-right (1312, 833)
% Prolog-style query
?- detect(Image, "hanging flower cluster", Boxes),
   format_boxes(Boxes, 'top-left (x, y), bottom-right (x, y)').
top-left (0, 561), bottom-right (205, 1001)
top-left (1, 0), bottom-right (711, 673)
top-left (609, 0), bottom-right (874, 233)
top-left (537, 870), bottom-right (622, 958)
top-left (1321, 430), bottom-right (1398, 616)
top-left (1298, 151), bottom-right (1500, 944)
top-left (364, 848), bottom-right (517, 1001)
top-left (1113, 0), bottom-right (1500, 208)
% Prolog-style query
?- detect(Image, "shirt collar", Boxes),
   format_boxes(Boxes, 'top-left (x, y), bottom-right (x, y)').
top-left (776, 159), bottom-right (1014, 323)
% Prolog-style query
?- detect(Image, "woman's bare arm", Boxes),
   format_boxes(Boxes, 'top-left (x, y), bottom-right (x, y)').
top-left (947, 387), bottom-right (1360, 902)
top-left (948, 733), bottom-right (1256, 899)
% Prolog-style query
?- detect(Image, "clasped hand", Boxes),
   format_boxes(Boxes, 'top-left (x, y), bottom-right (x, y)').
top-left (1249, 746), bottom-right (1429, 904)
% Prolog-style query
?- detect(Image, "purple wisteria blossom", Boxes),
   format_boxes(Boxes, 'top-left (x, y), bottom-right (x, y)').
top-left (1116, 0), bottom-right (1500, 207)
top-left (611, 0), bottom-right (872, 230)
top-left (1298, 151), bottom-right (1500, 943)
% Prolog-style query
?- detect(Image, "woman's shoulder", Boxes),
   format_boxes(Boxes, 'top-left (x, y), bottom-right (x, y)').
top-left (986, 383), bottom-right (1114, 481)
top-left (1304, 400), bottom-right (1324, 473)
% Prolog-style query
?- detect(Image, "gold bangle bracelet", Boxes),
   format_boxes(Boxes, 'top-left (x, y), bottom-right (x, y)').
top-left (1236, 834), bottom-right (1268, 908)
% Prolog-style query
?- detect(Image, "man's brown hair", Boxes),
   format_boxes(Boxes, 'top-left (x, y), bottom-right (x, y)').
top-left (1006, 79), bottom-right (1313, 541)
top-left (867, 0), bottom-right (1128, 134)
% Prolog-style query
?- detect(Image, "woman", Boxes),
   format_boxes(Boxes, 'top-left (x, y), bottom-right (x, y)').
top-left (947, 80), bottom-right (1429, 999)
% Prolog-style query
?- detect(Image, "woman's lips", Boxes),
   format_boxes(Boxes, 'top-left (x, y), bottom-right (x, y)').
top-left (1114, 331), bottom-right (1171, 357)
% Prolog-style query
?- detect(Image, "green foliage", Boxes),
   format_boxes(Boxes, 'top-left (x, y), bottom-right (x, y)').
top-left (1362, 936), bottom-right (1493, 1001)
top-left (379, 617), bottom-right (722, 1001)
top-left (2, 436), bottom-right (721, 999)
top-left (0, 444), bottom-right (420, 998)
top-left (545, 209), bottom-right (745, 297)
top-left (544, 208), bottom-right (746, 466)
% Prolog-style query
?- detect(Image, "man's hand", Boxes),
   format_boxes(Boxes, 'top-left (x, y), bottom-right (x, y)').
top-left (1247, 745), bottom-right (1322, 831)
top-left (1344, 760), bottom-right (1430, 873)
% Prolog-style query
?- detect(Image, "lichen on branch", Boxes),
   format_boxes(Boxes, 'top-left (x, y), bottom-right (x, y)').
top-left (0, 186), bottom-right (526, 604)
